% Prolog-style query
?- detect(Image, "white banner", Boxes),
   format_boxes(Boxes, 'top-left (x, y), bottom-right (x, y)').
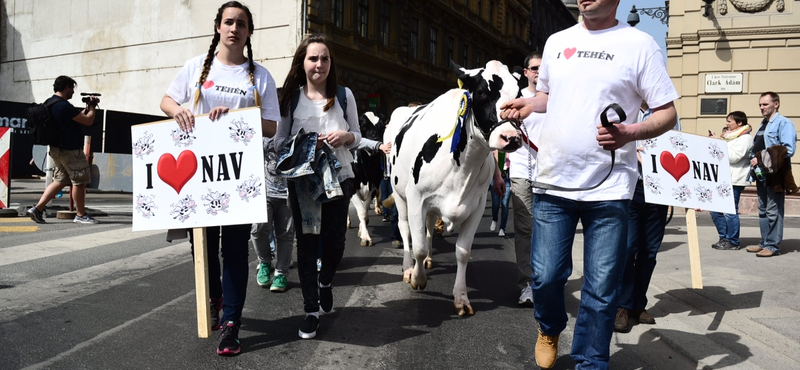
top-left (640, 130), bottom-right (736, 214)
top-left (131, 107), bottom-right (268, 231)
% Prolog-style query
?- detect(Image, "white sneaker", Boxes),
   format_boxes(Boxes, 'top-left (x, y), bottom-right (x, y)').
top-left (498, 229), bottom-right (506, 237)
top-left (490, 221), bottom-right (497, 231)
top-left (518, 283), bottom-right (533, 306)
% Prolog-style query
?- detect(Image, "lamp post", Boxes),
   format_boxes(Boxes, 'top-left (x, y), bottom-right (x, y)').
top-left (626, 4), bottom-right (670, 27)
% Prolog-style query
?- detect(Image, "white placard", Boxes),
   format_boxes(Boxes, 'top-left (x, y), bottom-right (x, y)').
top-left (131, 107), bottom-right (268, 231)
top-left (640, 130), bottom-right (736, 214)
top-left (705, 73), bottom-right (743, 93)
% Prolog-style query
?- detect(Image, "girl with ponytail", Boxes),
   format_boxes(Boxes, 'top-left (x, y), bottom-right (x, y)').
top-left (160, 1), bottom-right (280, 356)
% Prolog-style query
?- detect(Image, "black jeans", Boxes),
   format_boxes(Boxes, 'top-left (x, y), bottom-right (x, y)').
top-left (289, 178), bottom-right (354, 313)
top-left (190, 224), bottom-right (250, 323)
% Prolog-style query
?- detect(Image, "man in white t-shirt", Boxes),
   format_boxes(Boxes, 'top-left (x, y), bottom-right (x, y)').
top-left (500, 0), bottom-right (679, 368)
top-left (508, 52), bottom-right (544, 307)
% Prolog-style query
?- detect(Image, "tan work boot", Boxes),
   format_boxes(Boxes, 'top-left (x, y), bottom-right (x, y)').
top-left (756, 249), bottom-right (778, 257)
top-left (746, 245), bottom-right (763, 253)
top-left (614, 307), bottom-right (630, 332)
top-left (535, 329), bottom-right (559, 369)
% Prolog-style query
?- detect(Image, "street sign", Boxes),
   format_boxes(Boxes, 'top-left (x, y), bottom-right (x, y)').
top-left (705, 73), bottom-right (743, 93)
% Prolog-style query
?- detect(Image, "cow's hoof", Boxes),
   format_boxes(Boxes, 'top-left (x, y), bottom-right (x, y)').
top-left (424, 258), bottom-right (433, 269)
top-left (360, 239), bottom-right (373, 247)
top-left (455, 304), bottom-right (474, 316)
top-left (402, 270), bottom-right (412, 283)
top-left (410, 275), bottom-right (427, 291)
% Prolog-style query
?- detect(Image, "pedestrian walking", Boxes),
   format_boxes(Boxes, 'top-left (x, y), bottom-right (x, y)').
top-left (159, 1), bottom-right (280, 356)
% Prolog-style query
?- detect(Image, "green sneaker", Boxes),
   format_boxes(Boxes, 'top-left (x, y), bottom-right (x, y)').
top-left (257, 262), bottom-right (272, 287)
top-left (270, 274), bottom-right (287, 292)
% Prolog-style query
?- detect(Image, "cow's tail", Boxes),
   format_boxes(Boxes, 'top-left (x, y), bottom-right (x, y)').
top-left (382, 194), bottom-right (395, 208)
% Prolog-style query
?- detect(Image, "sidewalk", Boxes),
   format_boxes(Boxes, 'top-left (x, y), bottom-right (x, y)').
top-left (597, 212), bottom-right (800, 369)
top-left (4, 178), bottom-right (133, 217)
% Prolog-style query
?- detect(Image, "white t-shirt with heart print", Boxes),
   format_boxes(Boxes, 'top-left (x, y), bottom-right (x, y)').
top-left (534, 21), bottom-right (679, 201)
top-left (166, 53), bottom-right (280, 122)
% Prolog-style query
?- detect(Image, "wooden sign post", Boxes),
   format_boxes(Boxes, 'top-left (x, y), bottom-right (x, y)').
top-left (685, 209), bottom-right (703, 289)
top-left (193, 227), bottom-right (211, 338)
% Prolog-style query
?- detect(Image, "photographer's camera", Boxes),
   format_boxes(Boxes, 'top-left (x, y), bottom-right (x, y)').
top-left (81, 92), bottom-right (101, 106)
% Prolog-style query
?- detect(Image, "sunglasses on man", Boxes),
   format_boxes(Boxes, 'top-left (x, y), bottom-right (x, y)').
top-left (526, 66), bottom-right (539, 71)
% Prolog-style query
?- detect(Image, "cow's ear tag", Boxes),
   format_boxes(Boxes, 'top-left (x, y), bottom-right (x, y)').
top-left (457, 79), bottom-right (463, 89)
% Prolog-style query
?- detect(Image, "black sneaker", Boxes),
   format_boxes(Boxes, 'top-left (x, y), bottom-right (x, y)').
top-left (298, 314), bottom-right (319, 339)
top-left (27, 206), bottom-right (45, 224)
top-left (217, 321), bottom-right (241, 356)
top-left (319, 283), bottom-right (334, 314)
top-left (711, 237), bottom-right (725, 249)
top-left (714, 239), bottom-right (741, 250)
top-left (210, 297), bottom-right (222, 331)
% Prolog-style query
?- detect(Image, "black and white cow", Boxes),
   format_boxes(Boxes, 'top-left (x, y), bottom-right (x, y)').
top-left (388, 60), bottom-right (523, 315)
top-left (349, 112), bottom-right (387, 246)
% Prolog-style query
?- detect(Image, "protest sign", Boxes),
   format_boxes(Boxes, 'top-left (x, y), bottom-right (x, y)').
top-left (131, 107), bottom-right (268, 231)
top-left (640, 130), bottom-right (736, 214)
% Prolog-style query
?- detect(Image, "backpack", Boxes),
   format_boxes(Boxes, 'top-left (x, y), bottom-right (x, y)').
top-left (25, 96), bottom-right (64, 146)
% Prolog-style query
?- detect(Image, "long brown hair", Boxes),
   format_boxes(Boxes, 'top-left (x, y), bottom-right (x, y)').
top-left (193, 1), bottom-right (261, 108)
top-left (278, 34), bottom-right (339, 117)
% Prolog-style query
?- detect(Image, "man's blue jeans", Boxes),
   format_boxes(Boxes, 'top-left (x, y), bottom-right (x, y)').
top-left (756, 182), bottom-right (784, 252)
top-left (491, 177), bottom-right (511, 230)
top-left (531, 193), bottom-right (629, 370)
top-left (710, 185), bottom-right (744, 246)
top-left (618, 184), bottom-right (667, 311)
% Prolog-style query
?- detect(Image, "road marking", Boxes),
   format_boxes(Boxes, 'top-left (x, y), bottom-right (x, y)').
top-left (0, 242), bottom-right (189, 322)
top-left (0, 218), bottom-right (37, 223)
top-left (20, 291), bottom-right (193, 370)
top-left (0, 227), bottom-right (163, 266)
top-left (0, 226), bottom-right (39, 233)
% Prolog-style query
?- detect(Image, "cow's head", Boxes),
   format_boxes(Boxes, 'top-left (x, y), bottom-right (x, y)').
top-left (452, 60), bottom-right (522, 152)
top-left (359, 111), bottom-right (386, 142)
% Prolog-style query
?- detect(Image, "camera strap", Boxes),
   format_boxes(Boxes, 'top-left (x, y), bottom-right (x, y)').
top-left (529, 103), bottom-right (626, 192)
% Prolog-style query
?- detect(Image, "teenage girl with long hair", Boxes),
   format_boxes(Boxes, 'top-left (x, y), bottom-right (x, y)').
top-left (160, 1), bottom-right (280, 356)
top-left (274, 34), bottom-right (361, 339)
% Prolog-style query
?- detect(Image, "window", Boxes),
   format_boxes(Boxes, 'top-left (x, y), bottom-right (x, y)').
top-left (410, 18), bottom-right (419, 59)
top-left (429, 28), bottom-right (438, 65)
top-left (475, 51), bottom-right (481, 67)
top-left (333, 0), bottom-right (344, 28)
top-left (358, 0), bottom-right (369, 38)
top-left (461, 44), bottom-right (469, 67)
top-left (381, 1), bottom-right (391, 46)
top-left (446, 36), bottom-right (454, 65)
top-left (477, 0), bottom-right (482, 18)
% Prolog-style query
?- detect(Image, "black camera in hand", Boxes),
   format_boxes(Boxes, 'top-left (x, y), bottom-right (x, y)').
top-left (81, 92), bottom-right (101, 106)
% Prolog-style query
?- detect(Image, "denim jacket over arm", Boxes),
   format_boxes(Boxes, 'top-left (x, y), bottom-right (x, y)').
top-left (276, 128), bottom-right (343, 234)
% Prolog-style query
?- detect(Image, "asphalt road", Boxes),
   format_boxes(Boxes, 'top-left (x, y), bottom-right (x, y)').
top-left (2, 189), bottom-right (800, 369)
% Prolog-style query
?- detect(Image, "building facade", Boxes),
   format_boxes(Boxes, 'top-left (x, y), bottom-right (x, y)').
top-left (667, 0), bottom-right (799, 168)
top-left (1, 0), bottom-right (575, 118)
